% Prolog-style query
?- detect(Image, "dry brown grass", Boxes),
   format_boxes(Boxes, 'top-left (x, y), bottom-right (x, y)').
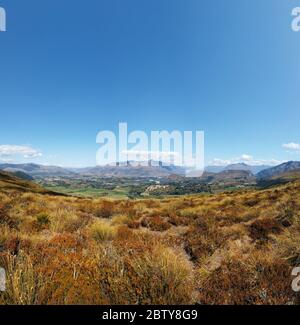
top-left (1, 181), bottom-right (300, 304)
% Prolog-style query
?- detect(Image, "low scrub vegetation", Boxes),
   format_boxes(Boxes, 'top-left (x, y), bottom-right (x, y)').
top-left (1, 181), bottom-right (300, 304)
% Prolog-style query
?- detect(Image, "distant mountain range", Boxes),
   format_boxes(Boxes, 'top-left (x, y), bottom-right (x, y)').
top-left (0, 163), bottom-right (75, 177)
top-left (70, 161), bottom-right (186, 178)
top-left (0, 162), bottom-right (186, 178)
top-left (205, 163), bottom-right (271, 175)
top-left (1, 161), bottom-right (299, 182)
top-left (256, 161), bottom-right (300, 179)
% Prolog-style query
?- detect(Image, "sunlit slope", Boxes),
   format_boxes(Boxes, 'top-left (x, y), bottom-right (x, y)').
top-left (0, 171), bottom-right (61, 195)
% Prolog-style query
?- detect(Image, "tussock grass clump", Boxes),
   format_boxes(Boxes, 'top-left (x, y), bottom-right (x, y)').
top-left (97, 244), bottom-right (196, 304)
top-left (248, 218), bottom-right (282, 242)
top-left (111, 214), bottom-right (130, 226)
top-left (198, 252), bottom-right (295, 305)
top-left (141, 216), bottom-right (171, 232)
top-left (49, 208), bottom-right (90, 233)
top-left (94, 200), bottom-right (115, 218)
top-left (90, 220), bottom-right (117, 242)
top-left (0, 252), bottom-right (42, 305)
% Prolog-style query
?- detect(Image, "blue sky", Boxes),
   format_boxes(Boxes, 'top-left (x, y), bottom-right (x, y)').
top-left (0, 0), bottom-right (300, 167)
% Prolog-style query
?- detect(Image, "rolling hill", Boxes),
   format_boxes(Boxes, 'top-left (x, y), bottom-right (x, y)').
top-left (0, 171), bottom-right (63, 195)
top-left (200, 169), bottom-right (256, 188)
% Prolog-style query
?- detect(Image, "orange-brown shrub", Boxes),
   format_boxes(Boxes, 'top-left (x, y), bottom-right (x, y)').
top-left (127, 220), bottom-right (141, 229)
top-left (183, 223), bottom-right (228, 261)
top-left (0, 203), bottom-right (17, 228)
top-left (97, 244), bottom-right (196, 304)
top-left (198, 254), bottom-right (295, 305)
top-left (141, 216), bottom-right (171, 232)
top-left (28, 233), bottom-right (102, 305)
top-left (167, 213), bottom-right (189, 226)
top-left (94, 200), bottom-right (115, 218)
top-left (249, 218), bottom-right (282, 242)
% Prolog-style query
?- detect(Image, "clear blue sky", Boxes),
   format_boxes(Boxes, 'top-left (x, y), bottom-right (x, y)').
top-left (0, 0), bottom-right (300, 167)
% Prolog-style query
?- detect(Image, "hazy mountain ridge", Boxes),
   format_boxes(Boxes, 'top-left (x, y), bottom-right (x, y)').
top-left (73, 161), bottom-right (186, 178)
top-left (1, 162), bottom-right (299, 183)
top-left (0, 162), bottom-right (187, 178)
top-left (0, 163), bottom-right (75, 177)
top-left (256, 161), bottom-right (300, 180)
top-left (205, 163), bottom-right (271, 175)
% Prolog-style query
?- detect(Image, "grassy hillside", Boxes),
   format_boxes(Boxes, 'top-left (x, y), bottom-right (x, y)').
top-left (0, 179), bottom-right (300, 304)
top-left (257, 170), bottom-right (300, 189)
top-left (0, 171), bottom-right (59, 195)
